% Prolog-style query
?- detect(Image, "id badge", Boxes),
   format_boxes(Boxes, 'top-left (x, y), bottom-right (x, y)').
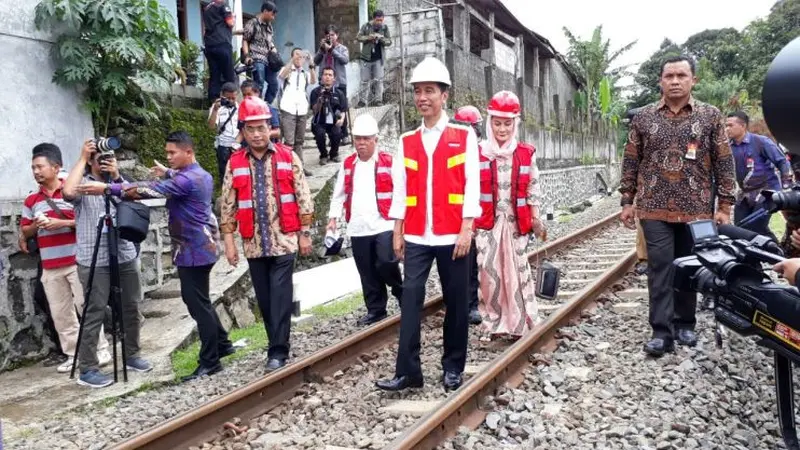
top-left (746, 157), bottom-right (754, 169)
top-left (685, 141), bottom-right (697, 160)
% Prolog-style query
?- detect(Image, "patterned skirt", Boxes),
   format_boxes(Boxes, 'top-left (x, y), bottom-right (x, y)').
top-left (475, 214), bottom-right (539, 338)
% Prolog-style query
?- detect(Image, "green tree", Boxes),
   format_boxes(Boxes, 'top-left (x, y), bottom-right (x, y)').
top-left (563, 25), bottom-right (636, 126)
top-left (630, 38), bottom-right (681, 108)
top-left (741, 0), bottom-right (800, 98)
top-left (35, 0), bottom-right (180, 134)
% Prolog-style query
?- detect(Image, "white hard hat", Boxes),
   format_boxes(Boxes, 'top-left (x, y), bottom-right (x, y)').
top-left (408, 57), bottom-right (451, 86)
top-left (352, 114), bottom-right (380, 136)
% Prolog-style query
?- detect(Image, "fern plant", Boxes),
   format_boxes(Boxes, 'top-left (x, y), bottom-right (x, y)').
top-left (35, 0), bottom-right (180, 134)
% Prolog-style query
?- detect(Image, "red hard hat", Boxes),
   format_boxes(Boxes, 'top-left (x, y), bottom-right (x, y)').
top-left (454, 106), bottom-right (482, 125)
top-left (487, 91), bottom-right (521, 118)
top-left (238, 97), bottom-right (272, 122)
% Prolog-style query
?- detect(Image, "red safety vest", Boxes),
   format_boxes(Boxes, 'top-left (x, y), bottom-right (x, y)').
top-left (402, 124), bottom-right (470, 236)
top-left (229, 144), bottom-right (301, 238)
top-left (474, 143), bottom-right (536, 234)
top-left (343, 151), bottom-right (393, 223)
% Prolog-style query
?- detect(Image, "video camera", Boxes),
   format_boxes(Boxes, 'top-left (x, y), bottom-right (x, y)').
top-left (674, 220), bottom-right (800, 449)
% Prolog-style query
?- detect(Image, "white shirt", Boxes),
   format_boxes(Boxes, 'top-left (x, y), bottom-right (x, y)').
top-left (388, 112), bottom-right (481, 246)
top-left (279, 67), bottom-right (310, 116)
top-left (328, 152), bottom-right (394, 237)
top-left (209, 103), bottom-right (239, 147)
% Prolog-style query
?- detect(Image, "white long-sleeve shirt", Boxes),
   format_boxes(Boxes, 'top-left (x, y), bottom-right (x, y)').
top-left (328, 152), bottom-right (394, 237)
top-left (388, 112), bottom-right (481, 246)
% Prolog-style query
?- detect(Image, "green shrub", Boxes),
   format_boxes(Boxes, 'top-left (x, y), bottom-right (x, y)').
top-left (136, 107), bottom-right (219, 187)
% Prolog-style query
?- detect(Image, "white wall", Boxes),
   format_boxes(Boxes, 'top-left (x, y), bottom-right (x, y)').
top-left (0, 0), bottom-right (94, 199)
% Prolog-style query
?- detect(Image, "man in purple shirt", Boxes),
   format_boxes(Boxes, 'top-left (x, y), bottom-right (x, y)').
top-left (725, 111), bottom-right (792, 240)
top-left (78, 131), bottom-right (234, 382)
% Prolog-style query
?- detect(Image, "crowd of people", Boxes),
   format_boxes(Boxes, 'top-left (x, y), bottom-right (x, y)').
top-left (17, 13), bottom-right (800, 393)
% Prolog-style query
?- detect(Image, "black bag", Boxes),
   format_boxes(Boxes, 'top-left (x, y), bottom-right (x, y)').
top-left (115, 200), bottom-right (150, 243)
top-left (26, 236), bottom-right (39, 256)
top-left (267, 50), bottom-right (283, 72)
top-left (535, 261), bottom-right (561, 300)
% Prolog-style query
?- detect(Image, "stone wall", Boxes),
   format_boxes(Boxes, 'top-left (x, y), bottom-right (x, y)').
top-left (380, 8), bottom-right (445, 85)
top-left (0, 200), bottom-right (172, 372)
top-left (539, 163), bottom-right (621, 213)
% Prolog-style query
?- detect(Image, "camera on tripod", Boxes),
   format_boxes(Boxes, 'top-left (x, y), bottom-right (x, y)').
top-left (95, 136), bottom-right (121, 163)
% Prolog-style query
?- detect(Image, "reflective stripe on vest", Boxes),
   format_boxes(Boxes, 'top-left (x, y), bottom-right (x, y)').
top-left (447, 153), bottom-right (466, 168)
top-left (238, 200), bottom-right (253, 208)
top-left (479, 193), bottom-right (492, 202)
top-left (232, 167), bottom-right (251, 177)
top-left (342, 151), bottom-right (394, 222)
top-left (519, 165), bottom-right (530, 174)
top-left (406, 196), bottom-right (417, 206)
top-left (448, 194), bottom-right (464, 205)
top-left (376, 192), bottom-right (392, 200)
top-left (404, 158), bottom-right (418, 170)
top-left (276, 162), bottom-right (292, 171)
top-left (517, 198), bottom-right (527, 207)
top-left (479, 161), bottom-right (491, 170)
top-left (280, 193), bottom-right (296, 203)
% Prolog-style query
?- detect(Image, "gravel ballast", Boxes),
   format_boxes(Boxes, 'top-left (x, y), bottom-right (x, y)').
top-left (8, 195), bottom-right (623, 449)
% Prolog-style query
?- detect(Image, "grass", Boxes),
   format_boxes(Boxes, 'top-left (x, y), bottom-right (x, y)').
top-left (170, 293), bottom-right (365, 379)
top-left (557, 214), bottom-right (574, 224)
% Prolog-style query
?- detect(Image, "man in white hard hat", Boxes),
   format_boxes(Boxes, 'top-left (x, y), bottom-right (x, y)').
top-left (327, 114), bottom-right (403, 327)
top-left (375, 57), bottom-right (481, 392)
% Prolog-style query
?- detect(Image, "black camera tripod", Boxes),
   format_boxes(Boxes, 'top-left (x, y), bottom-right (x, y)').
top-left (69, 172), bottom-right (129, 383)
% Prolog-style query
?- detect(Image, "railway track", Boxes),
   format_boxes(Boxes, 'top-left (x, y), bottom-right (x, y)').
top-left (111, 211), bottom-right (634, 450)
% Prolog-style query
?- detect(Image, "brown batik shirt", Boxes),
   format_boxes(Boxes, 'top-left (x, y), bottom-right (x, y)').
top-left (619, 97), bottom-right (736, 223)
top-left (220, 145), bottom-right (314, 258)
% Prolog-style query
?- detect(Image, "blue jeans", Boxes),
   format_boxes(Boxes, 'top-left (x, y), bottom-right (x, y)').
top-left (253, 61), bottom-right (279, 104)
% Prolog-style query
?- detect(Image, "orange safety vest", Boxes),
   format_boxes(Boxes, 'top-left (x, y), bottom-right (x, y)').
top-left (229, 144), bottom-right (301, 238)
top-left (474, 143), bottom-right (536, 234)
top-left (402, 124), bottom-right (470, 236)
top-left (343, 151), bottom-right (393, 223)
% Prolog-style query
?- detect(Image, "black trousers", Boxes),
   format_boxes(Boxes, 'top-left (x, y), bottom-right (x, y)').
top-left (205, 43), bottom-right (236, 101)
top-left (178, 264), bottom-right (232, 368)
top-left (313, 123), bottom-right (342, 159)
top-left (641, 220), bottom-right (697, 339)
top-left (216, 146), bottom-right (233, 181)
top-left (734, 199), bottom-right (777, 241)
top-left (396, 242), bottom-right (469, 378)
top-left (248, 255), bottom-right (295, 360)
top-left (350, 231), bottom-right (403, 316)
top-left (468, 240), bottom-right (479, 312)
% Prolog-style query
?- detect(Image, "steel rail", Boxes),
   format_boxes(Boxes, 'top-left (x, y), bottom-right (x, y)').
top-left (111, 211), bottom-right (623, 450)
top-left (387, 248), bottom-right (637, 450)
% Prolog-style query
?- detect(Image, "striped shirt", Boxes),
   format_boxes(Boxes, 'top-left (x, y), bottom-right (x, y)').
top-left (21, 183), bottom-right (77, 269)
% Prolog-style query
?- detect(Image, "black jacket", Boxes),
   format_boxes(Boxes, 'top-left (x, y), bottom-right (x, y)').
top-left (309, 86), bottom-right (348, 126)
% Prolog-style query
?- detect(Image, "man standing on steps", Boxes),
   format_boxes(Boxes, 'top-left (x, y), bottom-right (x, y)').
top-left (278, 48), bottom-right (316, 177)
top-left (202, 0), bottom-right (236, 101)
top-left (619, 55), bottom-right (736, 357)
top-left (375, 57), bottom-right (481, 392)
top-left (220, 97), bottom-right (314, 372)
top-left (454, 105), bottom-right (485, 325)
top-left (327, 114), bottom-right (403, 327)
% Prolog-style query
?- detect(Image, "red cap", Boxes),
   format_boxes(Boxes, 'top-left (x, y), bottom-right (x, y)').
top-left (238, 97), bottom-right (272, 122)
top-left (487, 91), bottom-right (521, 118)
top-left (454, 106), bottom-right (482, 125)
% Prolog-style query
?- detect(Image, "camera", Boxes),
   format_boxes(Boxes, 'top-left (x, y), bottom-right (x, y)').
top-left (95, 136), bottom-right (120, 162)
top-left (220, 98), bottom-right (235, 108)
top-left (673, 220), bottom-right (800, 449)
top-left (234, 63), bottom-right (253, 75)
top-left (324, 38), bottom-right (332, 46)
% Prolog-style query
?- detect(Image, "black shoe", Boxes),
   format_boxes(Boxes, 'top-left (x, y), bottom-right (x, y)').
top-left (329, 156), bottom-right (341, 163)
top-left (443, 371), bottom-right (463, 392)
top-left (643, 338), bottom-right (675, 357)
top-left (675, 329), bottom-right (697, 347)
top-left (469, 309), bottom-right (482, 325)
top-left (265, 358), bottom-right (287, 372)
top-left (319, 158), bottom-right (327, 166)
top-left (375, 375), bottom-right (424, 391)
top-left (635, 261), bottom-right (648, 275)
top-left (43, 352), bottom-right (68, 368)
top-left (303, 169), bottom-right (313, 177)
top-left (180, 363), bottom-right (223, 382)
top-left (219, 346), bottom-right (236, 358)
top-left (357, 312), bottom-right (387, 326)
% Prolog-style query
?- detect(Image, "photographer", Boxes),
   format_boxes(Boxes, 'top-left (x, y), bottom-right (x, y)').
top-left (22, 144), bottom-right (112, 376)
top-left (62, 140), bottom-right (152, 388)
top-left (310, 67), bottom-right (348, 164)
top-left (78, 131), bottom-right (234, 382)
top-left (237, 80), bottom-right (281, 146)
top-left (356, 10), bottom-right (391, 107)
top-left (313, 25), bottom-right (350, 96)
top-left (208, 82), bottom-right (240, 180)
top-left (278, 48), bottom-right (316, 176)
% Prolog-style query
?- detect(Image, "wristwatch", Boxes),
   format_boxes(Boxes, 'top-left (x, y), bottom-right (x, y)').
top-left (103, 184), bottom-right (111, 195)
top-left (301, 230), bottom-right (311, 238)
